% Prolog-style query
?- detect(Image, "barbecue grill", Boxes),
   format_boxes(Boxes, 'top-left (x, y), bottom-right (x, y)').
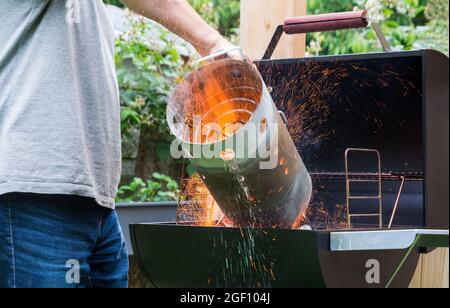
top-left (130, 11), bottom-right (449, 288)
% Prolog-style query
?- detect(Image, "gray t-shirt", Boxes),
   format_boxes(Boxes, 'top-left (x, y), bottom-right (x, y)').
top-left (0, 0), bottom-right (121, 208)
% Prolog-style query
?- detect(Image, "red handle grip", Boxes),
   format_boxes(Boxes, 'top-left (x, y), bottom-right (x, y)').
top-left (283, 10), bottom-right (369, 35)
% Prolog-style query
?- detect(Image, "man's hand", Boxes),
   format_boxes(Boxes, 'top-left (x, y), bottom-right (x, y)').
top-left (206, 38), bottom-right (236, 56)
top-left (122, 0), bottom-right (233, 56)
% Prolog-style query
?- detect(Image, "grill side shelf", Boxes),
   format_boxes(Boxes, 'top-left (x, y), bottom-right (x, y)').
top-left (330, 229), bottom-right (449, 252)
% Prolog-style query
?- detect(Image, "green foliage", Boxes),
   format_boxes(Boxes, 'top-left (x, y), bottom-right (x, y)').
top-left (418, 0), bottom-right (449, 54)
top-left (115, 13), bottom-right (190, 140)
top-left (116, 173), bottom-right (179, 203)
top-left (188, 0), bottom-right (240, 38)
top-left (115, 13), bottom-right (193, 203)
top-left (307, 0), bottom-right (449, 56)
top-left (103, 0), bottom-right (124, 8)
top-left (104, 0), bottom-right (240, 38)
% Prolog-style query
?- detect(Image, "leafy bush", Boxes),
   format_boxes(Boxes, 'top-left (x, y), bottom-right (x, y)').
top-left (115, 12), bottom-right (190, 141)
top-left (307, 0), bottom-right (449, 56)
top-left (115, 12), bottom-right (193, 199)
top-left (103, 0), bottom-right (124, 8)
top-left (104, 0), bottom-right (240, 39)
top-left (116, 173), bottom-right (179, 203)
top-left (417, 0), bottom-right (449, 54)
top-left (187, 0), bottom-right (240, 38)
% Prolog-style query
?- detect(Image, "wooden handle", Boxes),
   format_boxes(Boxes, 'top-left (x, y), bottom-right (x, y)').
top-left (283, 10), bottom-right (369, 34)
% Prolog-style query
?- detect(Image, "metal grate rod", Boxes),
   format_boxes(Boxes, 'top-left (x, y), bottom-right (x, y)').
top-left (388, 176), bottom-right (406, 229)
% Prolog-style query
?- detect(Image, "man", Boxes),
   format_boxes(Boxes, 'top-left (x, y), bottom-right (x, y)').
top-left (0, 0), bottom-right (233, 288)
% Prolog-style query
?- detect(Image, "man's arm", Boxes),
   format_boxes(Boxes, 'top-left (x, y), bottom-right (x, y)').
top-left (122, 0), bottom-right (233, 56)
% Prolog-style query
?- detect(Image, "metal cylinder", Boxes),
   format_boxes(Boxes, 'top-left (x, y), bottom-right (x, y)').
top-left (168, 48), bottom-right (311, 229)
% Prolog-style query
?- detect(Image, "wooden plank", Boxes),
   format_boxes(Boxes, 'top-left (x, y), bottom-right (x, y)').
top-left (409, 255), bottom-right (423, 288)
top-left (420, 248), bottom-right (449, 288)
top-left (240, 0), bottom-right (306, 60)
top-left (443, 249), bottom-right (449, 288)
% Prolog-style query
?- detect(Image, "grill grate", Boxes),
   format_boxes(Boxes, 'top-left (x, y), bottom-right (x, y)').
top-left (310, 172), bottom-right (423, 181)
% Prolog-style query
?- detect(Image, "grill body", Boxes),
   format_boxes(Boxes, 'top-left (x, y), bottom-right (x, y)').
top-left (132, 49), bottom-right (449, 288)
top-left (255, 50), bottom-right (448, 229)
top-left (131, 224), bottom-right (425, 288)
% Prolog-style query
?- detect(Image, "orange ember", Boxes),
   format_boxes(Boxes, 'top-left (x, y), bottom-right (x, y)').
top-left (177, 174), bottom-right (232, 227)
top-left (180, 60), bottom-right (262, 144)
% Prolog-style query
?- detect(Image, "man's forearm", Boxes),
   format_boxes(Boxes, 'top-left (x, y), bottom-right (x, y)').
top-left (122, 0), bottom-right (223, 56)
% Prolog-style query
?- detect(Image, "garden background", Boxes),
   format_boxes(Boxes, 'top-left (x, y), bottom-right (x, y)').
top-left (102, 0), bottom-right (449, 203)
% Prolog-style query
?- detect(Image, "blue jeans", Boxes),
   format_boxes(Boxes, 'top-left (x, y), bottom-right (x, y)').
top-left (0, 193), bottom-right (128, 288)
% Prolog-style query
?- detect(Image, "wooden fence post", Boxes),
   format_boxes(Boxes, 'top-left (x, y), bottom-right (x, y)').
top-left (240, 0), bottom-right (307, 60)
top-left (410, 248), bottom-right (449, 288)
